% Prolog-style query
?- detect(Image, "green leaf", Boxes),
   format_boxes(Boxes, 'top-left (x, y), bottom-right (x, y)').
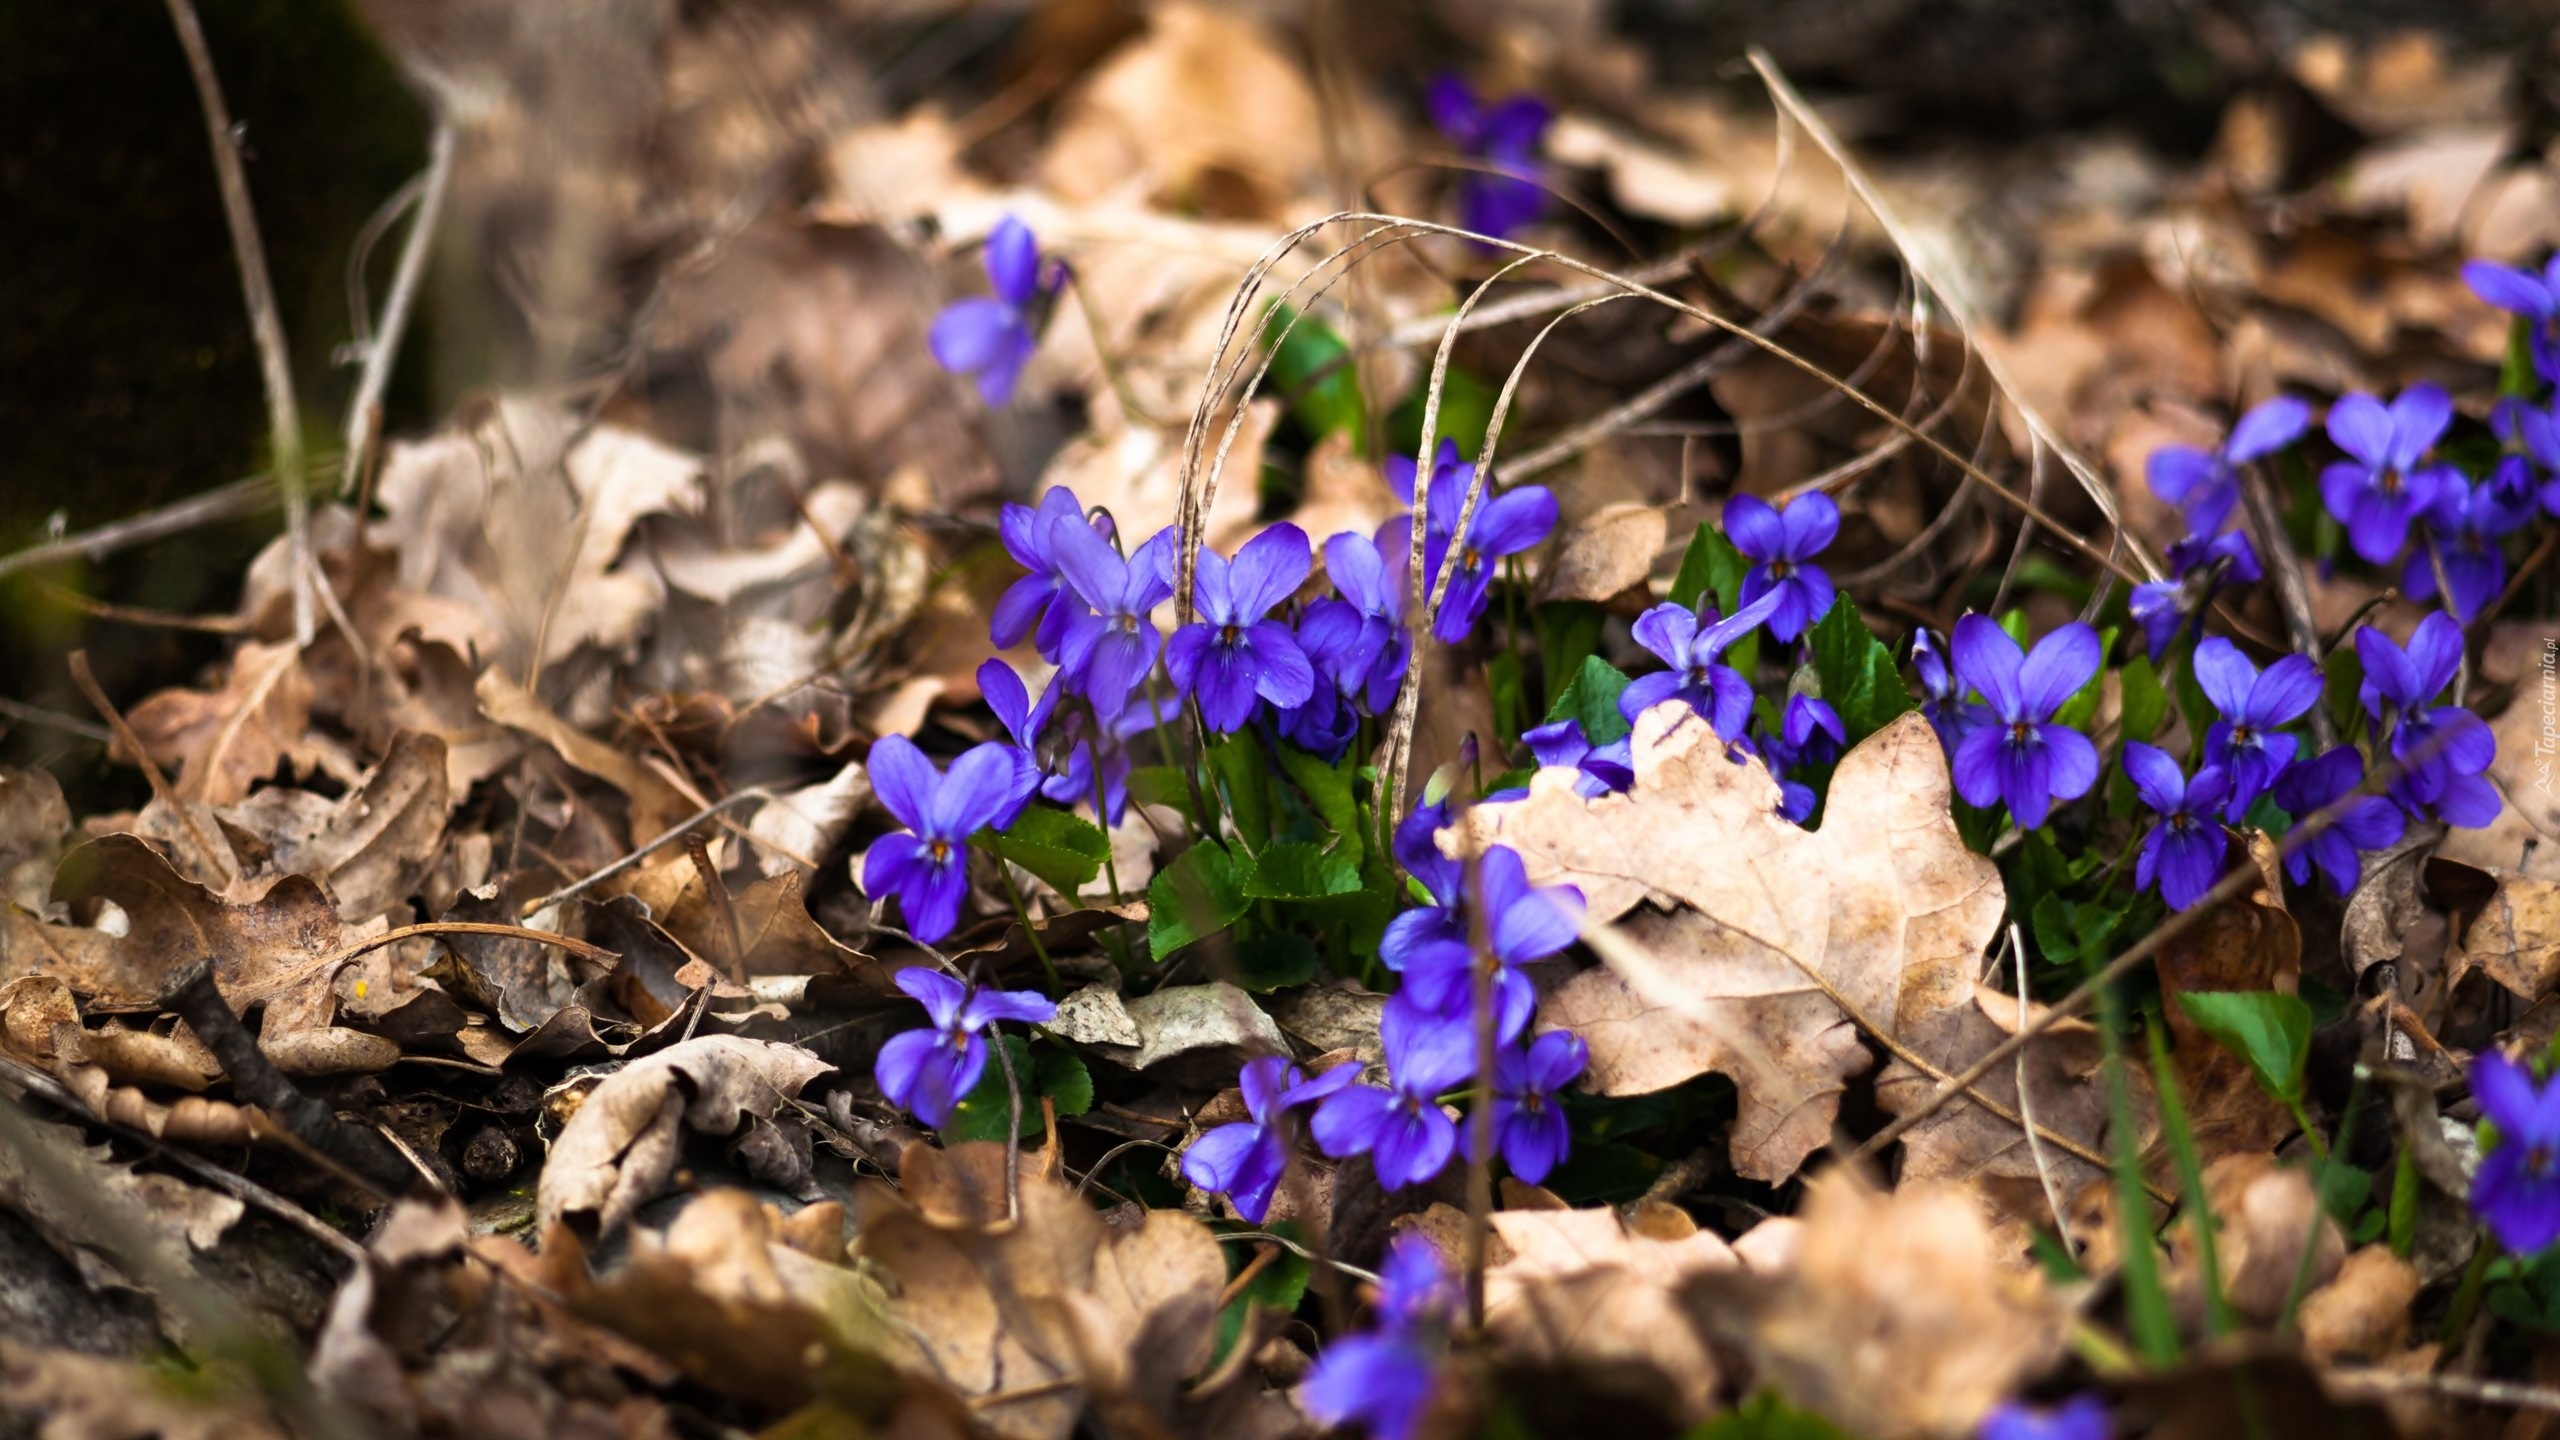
top-left (946, 1038), bottom-right (1093, 1142)
top-left (1668, 522), bottom-right (1759, 677)
top-left (1242, 843), bottom-right (1362, 902)
top-left (1274, 743), bottom-right (1363, 868)
top-left (1389, 363), bottom-right (1495, 460)
top-left (1212, 1234), bottom-right (1311, 1368)
top-left (1261, 302), bottom-right (1365, 442)
top-left (1543, 654), bottom-right (1633, 747)
top-left (1805, 596), bottom-right (1915, 743)
top-left (1128, 765), bottom-right (1192, 813)
top-left (1230, 928), bottom-right (1323, 991)
top-left (2031, 892), bottom-right (2134, 971)
top-left (1536, 602), bottom-right (1607, 710)
top-left (1207, 734), bottom-right (1274, 849)
top-left (2119, 654), bottom-right (2169, 748)
top-left (1684, 1391), bottom-right (1851, 1440)
top-left (974, 808), bottom-right (1107, 898)
top-left (2176, 990), bottom-right (2314, 1103)
top-left (1147, 842), bottom-right (1249, 957)
top-left (1489, 651), bottom-right (1526, 749)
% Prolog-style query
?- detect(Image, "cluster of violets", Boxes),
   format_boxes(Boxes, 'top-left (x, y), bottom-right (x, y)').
top-left (908, 205), bottom-right (2558, 1428)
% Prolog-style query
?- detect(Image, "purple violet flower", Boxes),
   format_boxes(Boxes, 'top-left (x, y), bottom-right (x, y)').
top-left (873, 968), bottom-right (1057, 1128)
top-left (1180, 1055), bottom-right (1359, 1223)
top-left (1299, 1235), bottom-right (1455, 1440)
top-left (1390, 438), bottom-right (1558, 644)
top-left (1913, 626), bottom-right (1977, 752)
top-left (2354, 615), bottom-right (2500, 827)
top-left (1051, 518), bottom-right (1177, 719)
top-left (1724, 491), bottom-right (1840, 642)
top-left (1468, 1029), bottom-right (1587, 1184)
top-left (992, 488), bottom-right (1102, 656)
top-left (1323, 525), bottom-right (1415, 714)
top-left (1947, 616), bottom-right (2102, 830)
top-left (859, 737), bottom-right (1025, 943)
top-left (2464, 254), bottom-right (2560, 384)
top-left (976, 659), bottom-right (1055, 827)
top-left (1167, 523), bottom-right (1316, 733)
top-left (1982, 1394), bottom-right (2112, 1440)
top-left (1620, 585), bottom-right (1785, 737)
top-left (2193, 637), bottom-right (2320, 821)
top-left (2124, 743), bottom-right (2234, 912)
top-left (2146, 396), bottom-right (2311, 537)
top-left (1313, 1002), bottom-right (1478, 1190)
top-left (2506, 400), bottom-right (2560, 518)
top-left (929, 215), bottom-right (1048, 406)
top-left (2471, 1049), bottom-right (2560, 1255)
top-left (2270, 746), bottom-right (2406, 896)
top-left (1782, 694), bottom-right (1846, 767)
top-left (1389, 845), bottom-right (1586, 1044)
top-left (1426, 74), bottom-right (1552, 241)
top-left (2133, 529), bottom-right (2261, 662)
top-left (1519, 718), bottom-right (1634, 798)
top-left (2320, 387), bottom-right (2459, 564)
top-left (1382, 797), bottom-right (1466, 972)
top-left (2405, 471), bottom-right (2527, 622)
top-left (1041, 691), bottom-right (1171, 828)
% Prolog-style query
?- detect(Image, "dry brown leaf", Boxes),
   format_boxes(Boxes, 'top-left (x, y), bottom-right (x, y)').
top-left (2299, 1245), bottom-right (2422, 1362)
top-left (557, 1189), bottom-right (895, 1409)
top-left (0, 766), bottom-right (70, 913)
top-left (217, 732), bottom-right (452, 927)
top-left (0, 1112), bottom-right (244, 1306)
top-left (1686, 1168), bottom-right (2067, 1439)
top-left (476, 669), bottom-right (691, 843)
top-left (853, 1143), bottom-right (1228, 1440)
top-left (121, 641), bottom-right (329, 808)
top-left (2155, 833), bottom-right (2306, 1161)
top-left (0, 1342), bottom-right (283, 1440)
top-left (2170, 1153), bottom-right (2343, 1326)
top-left (1464, 708), bottom-right (2012, 1186)
top-left (1481, 1205), bottom-right (1738, 1422)
top-left (1036, 2), bottom-right (1323, 217)
top-left (1537, 501), bottom-right (1667, 606)
top-left (2468, 871), bottom-right (2560, 1001)
top-left (536, 1035), bottom-right (834, 1239)
top-left (372, 402), bottom-right (703, 673)
top-left (49, 835), bottom-right (344, 1029)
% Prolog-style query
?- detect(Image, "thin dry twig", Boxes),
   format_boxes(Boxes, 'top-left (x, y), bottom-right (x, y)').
top-left (342, 118), bottom-right (457, 495)
top-left (161, 0), bottom-right (313, 646)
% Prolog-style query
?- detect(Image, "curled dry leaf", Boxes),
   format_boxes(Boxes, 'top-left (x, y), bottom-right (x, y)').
top-left (746, 759), bottom-right (870, 876)
top-left (1536, 501), bottom-right (1668, 606)
top-left (1481, 1204), bottom-right (1740, 1423)
top-left (537, 1034), bottom-right (834, 1239)
top-left (853, 1143), bottom-right (1229, 1440)
top-left (121, 640), bottom-right (333, 808)
top-left (217, 731), bottom-right (452, 927)
top-left (1465, 708), bottom-right (2021, 1187)
top-left (1685, 1168), bottom-right (2068, 1440)
top-left (555, 1189), bottom-right (897, 1411)
top-left (2171, 1152), bottom-right (2343, 1326)
top-left (50, 834), bottom-right (344, 1030)
top-left (475, 670), bottom-right (692, 844)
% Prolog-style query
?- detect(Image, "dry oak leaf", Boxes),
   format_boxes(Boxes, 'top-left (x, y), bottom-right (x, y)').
top-left (1464, 707), bottom-right (2010, 1186)
top-left (1686, 1169), bottom-right (2068, 1440)
top-left (853, 1143), bottom-right (1228, 1440)
top-left (216, 731), bottom-right (453, 927)
top-left (2466, 870), bottom-right (2560, 1002)
top-left (1481, 1204), bottom-right (1741, 1423)
top-left (537, 1035), bottom-right (833, 1240)
top-left (50, 834), bottom-right (345, 1030)
top-left (476, 669), bottom-right (692, 843)
top-left (121, 640), bottom-right (330, 807)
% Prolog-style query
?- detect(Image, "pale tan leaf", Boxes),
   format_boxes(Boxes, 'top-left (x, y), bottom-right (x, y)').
top-left (1463, 707), bottom-right (2012, 1186)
